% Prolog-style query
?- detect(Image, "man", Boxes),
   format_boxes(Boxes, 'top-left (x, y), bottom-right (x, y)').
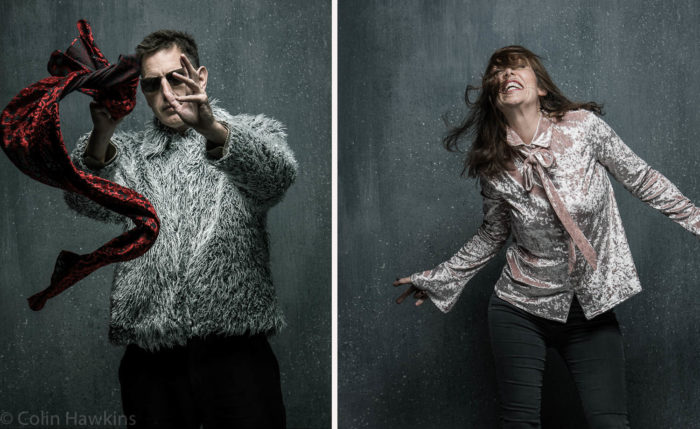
top-left (65, 30), bottom-right (296, 428)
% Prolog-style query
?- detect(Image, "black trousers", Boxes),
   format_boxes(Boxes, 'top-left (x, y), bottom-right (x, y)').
top-left (118, 334), bottom-right (286, 429)
top-left (488, 293), bottom-right (630, 428)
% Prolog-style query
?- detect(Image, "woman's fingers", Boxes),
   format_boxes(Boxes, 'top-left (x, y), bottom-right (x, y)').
top-left (394, 276), bottom-right (427, 305)
top-left (392, 277), bottom-right (411, 286)
top-left (395, 285), bottom-right (415, 304)
top-left (414, 290), bottom-right (427, 306)
top-left (413, 290), bottom-right (427, 299)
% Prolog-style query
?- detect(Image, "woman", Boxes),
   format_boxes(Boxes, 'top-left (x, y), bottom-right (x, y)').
top-left (393, 45), bottom-right (699, 428)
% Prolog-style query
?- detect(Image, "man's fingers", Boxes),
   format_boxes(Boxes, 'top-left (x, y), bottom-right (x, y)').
top-left (161, 79), bottom-right (181, 109)
top-left (180, 54), bottom-right (199, 82)
top-left (161, 78), bottom-right (174, 99)
top-left (172, 72), bottom-right (202, 93)
top-left (175, 94), bottom-right (208, 103)
top-left (415, 299), bottom-right (425, 306)
top-left (89, 101), bottom-right (110, 115)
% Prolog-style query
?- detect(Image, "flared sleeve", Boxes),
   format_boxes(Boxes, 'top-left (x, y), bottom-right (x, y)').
top-left (410, 180), bottom-right (511, 312)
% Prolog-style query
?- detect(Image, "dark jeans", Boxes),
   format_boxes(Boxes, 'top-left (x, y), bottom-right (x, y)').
top-left (118, 334), bottom-right (286, 429)
top-left (488, 293), bottom-right (630, 428)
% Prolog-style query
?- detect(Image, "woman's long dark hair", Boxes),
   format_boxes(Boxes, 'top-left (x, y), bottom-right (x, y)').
top-left (445, 46), bottom-right (603, 178)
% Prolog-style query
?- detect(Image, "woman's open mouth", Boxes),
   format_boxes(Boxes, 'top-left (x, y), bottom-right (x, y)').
top-left (501, 80), bottom-right (523, 93)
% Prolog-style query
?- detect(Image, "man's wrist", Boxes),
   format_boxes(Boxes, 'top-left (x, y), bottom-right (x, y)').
top-left (87, 128), bottom-right (115, 161)
top-left (84, 140), bottom-right (117, 169)
top-left (197, 121), bottom-right (228, 146)
top-left (91, 124), bottom-right (118, 140)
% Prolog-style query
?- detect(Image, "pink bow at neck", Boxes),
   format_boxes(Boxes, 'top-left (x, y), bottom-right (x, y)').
top-left (519, 145), bottom-right (598, 273)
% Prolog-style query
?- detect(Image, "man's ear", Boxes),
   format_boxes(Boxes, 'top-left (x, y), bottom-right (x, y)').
top-left (197, 66), bottom-right (208, 91)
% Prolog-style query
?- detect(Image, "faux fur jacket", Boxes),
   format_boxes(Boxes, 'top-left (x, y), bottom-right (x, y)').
top-left (64, 106), bottom-right (297, 351)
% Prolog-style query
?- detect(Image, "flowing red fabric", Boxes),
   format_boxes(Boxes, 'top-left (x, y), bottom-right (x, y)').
top-left (0, 20), bottom-right (160, 310)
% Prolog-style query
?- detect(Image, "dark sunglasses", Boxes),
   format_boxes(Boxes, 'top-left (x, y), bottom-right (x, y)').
top-left (140, 68), bottom-right (186, 93)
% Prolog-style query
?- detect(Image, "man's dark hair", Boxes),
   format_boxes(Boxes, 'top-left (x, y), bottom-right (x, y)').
top-left (135, 30), bottom-right (200, 68)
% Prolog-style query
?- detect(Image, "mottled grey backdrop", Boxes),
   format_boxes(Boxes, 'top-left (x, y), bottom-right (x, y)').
top-left (0, 1), bottom-right (330, 428)
top-left (340, 1), bottom-right (699, 428)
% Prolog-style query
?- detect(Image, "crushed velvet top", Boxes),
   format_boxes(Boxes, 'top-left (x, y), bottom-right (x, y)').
top-left (411, 110), bottom-right (700, 322)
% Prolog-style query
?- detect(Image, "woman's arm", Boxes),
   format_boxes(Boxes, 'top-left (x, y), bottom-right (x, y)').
top-left (590, 114), bottom-right (700, 237)
top-left (398, 180), bottom-right (512, 312)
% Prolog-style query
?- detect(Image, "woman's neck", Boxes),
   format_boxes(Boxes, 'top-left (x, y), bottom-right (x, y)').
top-left (503, 105), bottom-right (542, 145)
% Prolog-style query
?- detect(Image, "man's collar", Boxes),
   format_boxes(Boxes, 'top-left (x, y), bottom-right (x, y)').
top-left (141, 117), bottom-right (194, 157)
top-left (140, 99), bottom-right (221, 157)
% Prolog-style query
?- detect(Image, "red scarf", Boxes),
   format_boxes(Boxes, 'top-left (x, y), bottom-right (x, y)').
top-left (0, 20), bottom-right (160, 310)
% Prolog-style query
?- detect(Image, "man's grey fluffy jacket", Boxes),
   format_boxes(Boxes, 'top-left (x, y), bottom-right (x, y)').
top-left (64, 106), bottom-right (297, 351)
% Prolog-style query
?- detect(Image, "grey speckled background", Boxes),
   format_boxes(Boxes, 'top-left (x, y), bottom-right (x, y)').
top-left (340, 0), bottom-right (699, 428)
top-left (0, 1), bottom-right (330, 428)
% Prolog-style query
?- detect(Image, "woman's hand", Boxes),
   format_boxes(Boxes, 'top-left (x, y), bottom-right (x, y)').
top-left (393, 277), bottom-right (428, 306)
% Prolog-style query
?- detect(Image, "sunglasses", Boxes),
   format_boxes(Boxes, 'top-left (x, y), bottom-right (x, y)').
top-left (140, 68), bottom-right (186, 93)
